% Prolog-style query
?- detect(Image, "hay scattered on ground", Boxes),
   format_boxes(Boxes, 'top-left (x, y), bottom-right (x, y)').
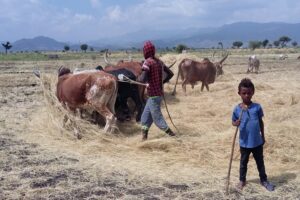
top-left (1, 51), bottom-right (300, 199)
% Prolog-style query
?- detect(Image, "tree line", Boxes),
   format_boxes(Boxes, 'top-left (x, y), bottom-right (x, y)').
top-left (1, 42), bottom-right (93, 54)
top-left (232, 36), bottom-right (297, 50)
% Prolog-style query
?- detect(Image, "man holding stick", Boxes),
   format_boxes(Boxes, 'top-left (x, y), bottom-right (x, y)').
top-left (139, 40), bottom-right (176, 141)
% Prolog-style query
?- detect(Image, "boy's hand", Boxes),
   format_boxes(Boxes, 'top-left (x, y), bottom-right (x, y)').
top-left (262, 137), bottom-right (266, 145)
top-left (232, 119), bottom-right (241, 126)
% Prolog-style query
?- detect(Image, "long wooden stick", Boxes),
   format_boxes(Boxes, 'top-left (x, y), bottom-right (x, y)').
top-left (225, 108), bottom-right (245, 195)
top-left (118, 79), bottom-right (148, 87)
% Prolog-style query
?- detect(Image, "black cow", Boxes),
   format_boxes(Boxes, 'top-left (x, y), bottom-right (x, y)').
top-left (96, 66), bottom-right (144, 122)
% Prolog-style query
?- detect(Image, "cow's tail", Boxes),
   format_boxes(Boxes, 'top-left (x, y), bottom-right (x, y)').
top-left (109, 79), bottom-right (118, 115)
top-left (171, 59), bottom-right (184, 95)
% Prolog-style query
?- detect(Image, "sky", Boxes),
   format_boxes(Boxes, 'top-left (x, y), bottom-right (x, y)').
top-left (1, 0), bottom-right (300, 43)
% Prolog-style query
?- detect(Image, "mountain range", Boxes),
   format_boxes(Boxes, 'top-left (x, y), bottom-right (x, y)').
top-left (1, 22), bottom-right (300, 52)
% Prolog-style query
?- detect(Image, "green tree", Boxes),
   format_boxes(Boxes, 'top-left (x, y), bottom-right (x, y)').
top-left (279, 36), bottom-right (291, 47)
top-left (218, 42), bottom-right (223, 49)
top-left (248, 41), bottom-right (262, 50)
top-left (232, 41), bottom-right (243, 48)
top-left (64, 45), bottom-right (70, 52)
top-left (2, 41), bottom-right (12, 54)
top-left (292, 41), bottom-right (298, 47)
top-left (80, 44), bottom-right (88, 52)
top-left (273, 40), bottom-right (280, 48)
top-left (262, 39), bottom-right (269, 48)
top-left (175, 44), bottom-right (188, 53)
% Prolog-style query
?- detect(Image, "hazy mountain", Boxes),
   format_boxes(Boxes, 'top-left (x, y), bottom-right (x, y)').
top-left (90, 22), bottom-right (300, 48)
top-left (90, 27), bottom-right (217, 49)
top-left (11, 36), bottom-right (67, 51)
top-left (2, 22), bottom-right (300, 52)
top-left (177, 22), bottom-right (300, 48)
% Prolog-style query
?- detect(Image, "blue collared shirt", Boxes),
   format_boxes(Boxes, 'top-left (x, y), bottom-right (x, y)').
top-left (232, 103), bottom-right (264, 148)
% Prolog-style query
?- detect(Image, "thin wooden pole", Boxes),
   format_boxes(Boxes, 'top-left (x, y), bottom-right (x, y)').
top-left (225, 108), bottom-right (245, 195)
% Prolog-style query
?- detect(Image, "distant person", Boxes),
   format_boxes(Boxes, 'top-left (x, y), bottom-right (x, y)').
top-left (232, 78), bottom-right (275, 191)
top-left (139, 40), bottom-right (175, 140)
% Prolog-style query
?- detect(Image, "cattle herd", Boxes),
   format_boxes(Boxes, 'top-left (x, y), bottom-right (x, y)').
top-left (37, 51), bottom-right (298, 136)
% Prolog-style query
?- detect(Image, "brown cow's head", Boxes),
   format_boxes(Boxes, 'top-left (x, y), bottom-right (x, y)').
top-left (214, 53), bottom-right (228, 76)
top-left (58, 66), bottom-right (71, 77)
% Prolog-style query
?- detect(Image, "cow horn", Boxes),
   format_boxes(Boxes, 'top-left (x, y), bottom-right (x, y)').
top-left (219, 52), bottom-right (229, 64)
top-left (212, 50), bottom-right (216, 62)
top-left (104, 49), bottom-right (113, 65)
top-left (168, 61), bottom-right (176, 69)
top-left (58, 66), bottom-right (63, 73)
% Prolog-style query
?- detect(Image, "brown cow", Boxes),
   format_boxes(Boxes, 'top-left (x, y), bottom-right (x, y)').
top-left (172, 54), bottom-right (228, 95)
top-left (56, 67), bottom-right (118, 133)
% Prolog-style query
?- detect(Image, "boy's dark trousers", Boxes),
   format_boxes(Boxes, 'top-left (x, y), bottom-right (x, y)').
top-left (240, 145), bottom-right (267, 182)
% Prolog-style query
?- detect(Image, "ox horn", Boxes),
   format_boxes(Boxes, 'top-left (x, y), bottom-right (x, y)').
top-left (219, 52), bottom-right (229, 64)
top-left (58, 66), bottom-right (63, 73)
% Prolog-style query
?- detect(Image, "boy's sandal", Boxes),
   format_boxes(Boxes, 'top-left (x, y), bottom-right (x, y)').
top-left (261, 181), bottom-right (275, 191)
top-left (236, 181), bottom-right (246, 190)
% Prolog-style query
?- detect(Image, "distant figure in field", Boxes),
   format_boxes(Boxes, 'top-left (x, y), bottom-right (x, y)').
top-left (232, 78), bottom-right (275, 191)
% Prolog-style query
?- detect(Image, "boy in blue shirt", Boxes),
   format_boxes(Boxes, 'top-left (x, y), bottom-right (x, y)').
top-left (232, 78), bottom-right (275, 191)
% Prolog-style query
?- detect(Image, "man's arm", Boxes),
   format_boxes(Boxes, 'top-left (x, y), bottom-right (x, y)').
top-left (140, 60), bottom-right (150, 84)
top-left (139, 70), bottom-right (149, 83)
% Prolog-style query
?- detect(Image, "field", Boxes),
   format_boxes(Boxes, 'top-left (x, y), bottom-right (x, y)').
top-left (0, 49), bottom-right (299, 199)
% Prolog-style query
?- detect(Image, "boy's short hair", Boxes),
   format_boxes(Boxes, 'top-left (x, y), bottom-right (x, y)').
top-left (238, 78), bottom-right (255, 92)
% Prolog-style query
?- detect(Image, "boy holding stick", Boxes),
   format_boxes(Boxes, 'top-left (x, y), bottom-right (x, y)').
top-left (232, 78), bottom-right (275, 191)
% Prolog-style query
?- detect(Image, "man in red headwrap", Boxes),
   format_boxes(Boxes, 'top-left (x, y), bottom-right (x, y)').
top-left (139, 40), bottom-right (176, 140)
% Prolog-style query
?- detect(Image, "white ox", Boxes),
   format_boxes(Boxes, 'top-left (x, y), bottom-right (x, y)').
top-left (279, 54), bottom-right (288, 60)
top-left (247, 55), bottom-right (260, 74)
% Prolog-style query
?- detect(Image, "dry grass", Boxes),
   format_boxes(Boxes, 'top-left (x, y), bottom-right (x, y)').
top-left (0, 50), bottom-right (299, 199)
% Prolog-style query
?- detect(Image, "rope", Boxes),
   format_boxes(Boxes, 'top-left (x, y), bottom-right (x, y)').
top-left (160, 60), bottom-right (180, 134)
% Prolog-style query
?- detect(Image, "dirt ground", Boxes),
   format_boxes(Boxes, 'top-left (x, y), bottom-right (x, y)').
top-left (0, 52), bottom-right (300, 199)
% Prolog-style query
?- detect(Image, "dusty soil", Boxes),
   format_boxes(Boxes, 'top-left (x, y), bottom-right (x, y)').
top-left (0, 52), bottom-right (300, 199)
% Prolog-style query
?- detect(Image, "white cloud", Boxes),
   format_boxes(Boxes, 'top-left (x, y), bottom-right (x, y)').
top-left (74, 14), bottom-right (94, 23)
top-left (1, 0), bottom-right (300, 42)
top-left (106, 6), bottom-right (124, 22)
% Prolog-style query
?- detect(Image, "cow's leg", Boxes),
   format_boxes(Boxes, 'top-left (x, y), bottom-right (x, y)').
top-left (182, 79), bottom-right (188, 95)
top-left (205, 83), bottom-right (209, 91)
top-left (116, 97), bottom-right (129, 122)
top-left (93, 104), bottom-right (116, 133)
top-left (250, 65), bottom-right (254, 73)
top-left (201, 82), bottom-right (205, 91)
top-left (131, 86), bottom-right (143, 122)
